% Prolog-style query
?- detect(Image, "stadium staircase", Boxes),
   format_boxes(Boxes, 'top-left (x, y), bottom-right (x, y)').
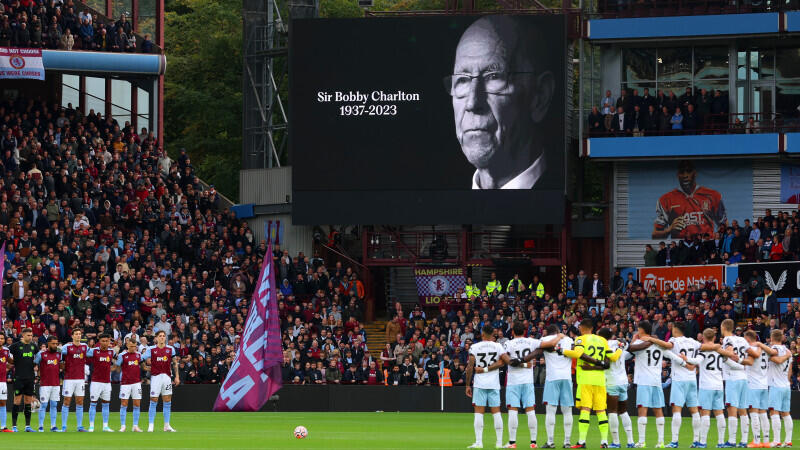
top-left (364, 320), bottom-right (388, 359)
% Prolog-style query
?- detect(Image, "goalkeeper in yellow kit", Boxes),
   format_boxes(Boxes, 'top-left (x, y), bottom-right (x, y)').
top-left (558, 319), bottom-right (623, 449)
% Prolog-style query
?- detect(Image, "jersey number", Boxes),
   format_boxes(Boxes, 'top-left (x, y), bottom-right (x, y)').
top-left (586, 345), bottom-right (605, 361)
top-left (476, 352), bottom-right (498, 368)
top-left (645, 349), bottom-right (662, 366)
top-left (705, 353), bottom-right (722, 371)
top-left (513, 349), bottom-right (531, 360)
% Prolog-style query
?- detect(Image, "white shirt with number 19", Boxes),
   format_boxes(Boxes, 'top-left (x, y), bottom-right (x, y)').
top-left (469, 340), bottom-right (507, 390)
top-left (632, 339), bottom-right (662, 386)
top-left (503, 337), bottom-right (541, 386)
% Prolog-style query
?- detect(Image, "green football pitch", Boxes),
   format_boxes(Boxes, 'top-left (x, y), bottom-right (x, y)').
top-left (0, 412), bottom-right (796, 449)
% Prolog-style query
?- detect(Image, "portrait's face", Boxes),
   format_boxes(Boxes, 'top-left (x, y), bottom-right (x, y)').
top-left (450, 18), bottom-right (552, 178)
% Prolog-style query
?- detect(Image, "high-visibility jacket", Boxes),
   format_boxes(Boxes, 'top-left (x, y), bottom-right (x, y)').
top-left (486, 280), bottom-right (502, 294)
top-left (439, 368), bottom-right (452, 386)
top-left (529, 282), bottom-right (545, 298)
top-left (464, 284), bottom-right (479, 299)
top-left (383, 369), bottom-right (388, 386)
top-left (507, 279), bottom-right (525, 292)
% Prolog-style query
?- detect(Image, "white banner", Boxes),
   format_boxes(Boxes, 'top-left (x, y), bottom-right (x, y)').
top-left (0, 47), bottom-right (45, 80)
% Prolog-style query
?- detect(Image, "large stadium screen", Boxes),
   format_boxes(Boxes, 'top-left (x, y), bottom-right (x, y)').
top-left (290, 15), bottom-right (567, 224)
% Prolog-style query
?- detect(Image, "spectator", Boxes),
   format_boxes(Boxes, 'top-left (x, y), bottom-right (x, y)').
top-left (670, 106), bottom-right (684, 131)
top-left (644, 244), bottom-right (657, 266)
top-left (588, 106), bottom-right (604, 135)
top-left (611, 106), bottom-right (631, 136)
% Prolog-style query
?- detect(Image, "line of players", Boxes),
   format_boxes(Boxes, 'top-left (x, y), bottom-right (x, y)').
top-left (0, 328), bottom-right (180, 433)
top-left (464, 318), bottom-right (794, 449)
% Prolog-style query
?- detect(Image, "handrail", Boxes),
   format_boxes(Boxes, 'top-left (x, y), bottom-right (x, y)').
top-left (318, 242), bottom-right (369, 272)
top-left (587, 0), bottom-right (796, 19)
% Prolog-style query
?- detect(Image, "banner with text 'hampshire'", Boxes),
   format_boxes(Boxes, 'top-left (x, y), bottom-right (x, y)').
top-left (414, 266), bottom-right (465, 306)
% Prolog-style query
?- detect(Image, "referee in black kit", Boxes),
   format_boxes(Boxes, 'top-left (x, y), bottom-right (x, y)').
top-left (8, 328), bottom-right (37, 432)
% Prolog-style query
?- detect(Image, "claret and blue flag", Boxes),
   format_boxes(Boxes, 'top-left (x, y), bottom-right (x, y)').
top-left (213, 242), bottom-right (283, 412)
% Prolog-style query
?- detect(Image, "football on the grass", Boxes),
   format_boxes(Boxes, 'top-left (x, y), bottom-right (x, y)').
top-left (294, 425), bottom-right (308, 439)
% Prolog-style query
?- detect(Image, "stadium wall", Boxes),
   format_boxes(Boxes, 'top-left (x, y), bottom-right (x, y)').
top-left (612, 159), bottom-right (794, 268)
top-left (124, 385), bottom-right (800, 414)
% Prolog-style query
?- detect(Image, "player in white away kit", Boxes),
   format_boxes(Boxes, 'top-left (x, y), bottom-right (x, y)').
top-left (758, 329), bottom-right (793, 448)
top-left (503, 321), bottom-right (563, 449)
top-left (640, 322), bottom-right (704, 448)
top-left (741, 330), bottom-right (770, 448)
top-left (466, 324), bottom-right (512, 449)
top-left (538, 324), bottom-right (575, 449)
top-left (694, 328), bottom-right (740, 449)
top-left (720, 319), bottom-right (750, 448)
top-left (597, 328), bottom-right (634, 449)
top-left (627, 320), bottom-right (666, 448)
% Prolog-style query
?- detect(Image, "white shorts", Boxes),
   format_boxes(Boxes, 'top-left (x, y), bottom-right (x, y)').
top-left (150, 373), bottom-right (173, 398)
top-left (39, 385), bottom-right (60, 402)
top-left (0, 382), bottom-right (6, 400)
top-left (119, 383), bottom-right (143, 400)
top-left (89, 382), bottom-right (112, 402)
top-left (62, 379), bottom-right (85, 398)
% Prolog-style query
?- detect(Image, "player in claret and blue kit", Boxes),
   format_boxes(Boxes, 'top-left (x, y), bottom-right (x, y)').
top-left (87, 333), bottom-right (116, 432)
top-left (143, 330), bottom-right (180, 432)
top-left (34, 336), bottom-right (62, 432)
top-left (61, 329), bottom-right (89, 432)
top-left (0, 333), bottom-right (11, 432)
top-left (117, 337), bottom-right (144, 432)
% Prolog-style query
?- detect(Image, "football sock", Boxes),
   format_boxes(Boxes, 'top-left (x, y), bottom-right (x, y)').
top-left (39, 401), bottom-right (47, 428)
top-left (49, 401), bottom-right (57, 428)
top-left (11, 403), bottom-right (17, 426)
top-left (120, 405), bottom-right (127, 428)
top-left (0, 404), bottom-right (5, 428)
top-left (163, 401), bottom-right (172, 425)
top-left (88, 402), bottom-right (97, 426)
top-left (61, 405), bottom-right (68, 429)
top-left (692, 412), bottom-right (701, 442)
top-left (608, 412), bottom-right (620, 445)
top-left (148, 401), bottom-right (157, 426)
top-left (493, 412), bottom-right (503, 446)
top-left (637, 416), bottom-right (647, 444)
top-left (545, 405), bottom-right (557, 443)
top-left (102, 403), bottom-right (110, 426)
top-left (526, 410), bottom-right (537, 444)
top-left (759, 412), bottom-right (769, 443)
top-left (782, 415), bottom-right (792, 443)
top-left (474, 413), bottom-right (484, 445)
top-left (508, 409), bottom-right (519, 443)
top-left (716, 414), bottom-right (726, 444)
top-left (750, 412), bottom-right (761, 443)
top-left (672, 412), bottom-right (682, 443)
top-left (578, 409), bottom-right (590, 443)
top-left (24, 403), bottom-right (31, 426)
top-left (728, 416), bottom-right (738, 443)
top-left (771, 415), bottom-right (781, 443)
top-left (620, 412), bottom-right (634, 445)
top-left (75, 405), bottom-right (83, 428)
top-left (740, 415), bottom-right (750, 443)
top-left (699, 415), bottom-right (711, 445)
top-left (133, 406), bottom-right (140, 427)
top-left (561, 406), bottom-right (573, 444)
top-left (597, 411), bottom-right (609, 444)
top-left (655, 416), bottom-right (665, 444)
